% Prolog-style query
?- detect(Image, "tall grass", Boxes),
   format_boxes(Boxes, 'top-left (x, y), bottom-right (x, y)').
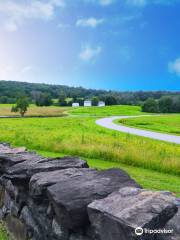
top-left (0, 116), bottom-right (179, 175)
top-left (0, 104), bottom-right (67, 117)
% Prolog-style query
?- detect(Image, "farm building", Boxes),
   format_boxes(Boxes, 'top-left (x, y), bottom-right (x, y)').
top-left (72, 103), bottom-right (79, 107)
top-left (98, 101), bottom-right (105, 107)
top-left (84, 100), bottom-right (92, 107)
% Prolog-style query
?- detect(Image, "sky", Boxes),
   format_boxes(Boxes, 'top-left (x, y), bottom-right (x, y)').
top-left (0, 0), bottom-right (180, 91)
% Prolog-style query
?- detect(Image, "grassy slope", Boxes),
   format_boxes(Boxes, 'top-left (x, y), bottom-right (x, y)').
top-left (0, 104), bottom-right (67, 117)
top-left (0, 115), bottom-right (179, 175)
top-left (117, 115), bottom-right (180, 135)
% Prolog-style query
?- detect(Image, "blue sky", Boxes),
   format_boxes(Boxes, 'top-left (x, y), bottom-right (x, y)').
top-left (0, 0), bottom-right (180, 90)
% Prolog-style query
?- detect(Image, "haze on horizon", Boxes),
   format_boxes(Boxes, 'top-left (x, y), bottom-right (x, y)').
top-left (0, 0), bottom-right (180, 91)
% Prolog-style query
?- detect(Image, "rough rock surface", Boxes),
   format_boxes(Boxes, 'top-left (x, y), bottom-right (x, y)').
top-left (163, 203), bottom-right (180, 240)
top-left (0, 143), bottom-right (179, 240)
top-left (30, 168), bottom-right (96, 197)
top-left (4, 156), bottom-right (88, 180)
top-left (47, 168), bottom-right (141, 229)
top-left (88, 187), bottom-right (178, 240)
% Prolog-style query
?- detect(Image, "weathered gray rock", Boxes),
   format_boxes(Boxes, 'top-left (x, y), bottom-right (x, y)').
top-left (163, 203), bottom-right (180, 240)
top-left (69, 233), bottom-right (92, 240)
top-left (0, 152), bottom-right (46, 174)
top-left (0, 190), bottom-right (12, 218)
top-left (88, 187), bottom-right (178, 240)
top-left (20, 206), bottom-right (41, 240)
top-left (30, 168), bottom-right (95, 197)
top-left (52, 218), bottom-right (69, 240)
top-left (0, 143), bottom-right (179, 240)
top-left (5, 156), bottom-right (88, 180)
top-left (47, 168), bottom-right (141, 230)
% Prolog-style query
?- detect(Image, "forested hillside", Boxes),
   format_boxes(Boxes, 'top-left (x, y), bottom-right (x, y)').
top-left (0, 80), bottom-right (179, 106)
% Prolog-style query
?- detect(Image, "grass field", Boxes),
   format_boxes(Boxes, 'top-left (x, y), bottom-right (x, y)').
top-left (0, 115), bottom-right (179, 175)
top-left (0, 104), bottom-right (143, 117)
top-left (0, 104), bottom-right (180, 237)
top-left (117, 115), bottom-right (180, 135)
top-left (0, 104), bottom-right (67, 117)
top-left (69, 105), bottom-right (143, 116)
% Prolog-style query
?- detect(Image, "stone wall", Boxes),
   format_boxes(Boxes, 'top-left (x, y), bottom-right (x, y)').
top-left (0, 143), bottom-right (179, 240)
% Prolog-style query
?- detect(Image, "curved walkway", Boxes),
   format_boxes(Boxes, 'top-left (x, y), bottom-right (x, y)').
top-left (96, 115), bottom-right (180, 144)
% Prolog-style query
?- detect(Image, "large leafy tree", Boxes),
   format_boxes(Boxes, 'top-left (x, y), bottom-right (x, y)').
top-left (11, 97), bottom-right (29, 117)
top-left (158, 96), bottom-right (173, 113)
top-left (142, 98), bottom-right (159, 113)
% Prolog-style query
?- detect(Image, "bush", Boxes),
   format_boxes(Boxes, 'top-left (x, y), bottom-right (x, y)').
top-left (142, 98), bottom-right (159, 113)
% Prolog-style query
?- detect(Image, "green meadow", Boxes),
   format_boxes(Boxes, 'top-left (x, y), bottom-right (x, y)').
top-left (0, 104), bottom-right (180, 196)
top-left (117, 114), bottom-right (180, 135)
top-left (69, 105), bottom-right (143, 116)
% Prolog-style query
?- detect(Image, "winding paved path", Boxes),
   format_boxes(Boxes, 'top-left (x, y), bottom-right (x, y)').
top-left (96, 115), bottom-right (180, 144)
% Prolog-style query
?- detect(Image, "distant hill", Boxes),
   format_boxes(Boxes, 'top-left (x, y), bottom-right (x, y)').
top-left (0, 80), bottom-right (179, 105)
top-left (0, 80), bottom-right (107, 99)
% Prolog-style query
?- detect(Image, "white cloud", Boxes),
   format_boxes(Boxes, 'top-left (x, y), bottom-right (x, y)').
top-left (0, 0), bottom-right (65, 32)
top-left (84, 0), bottom-right (115, 6)
top-left (168, 58), bottom-right (180, 76)
top-left (76, 17), bottom-right (104, 28)
top-left (79, 45), bottom-right (102, 62)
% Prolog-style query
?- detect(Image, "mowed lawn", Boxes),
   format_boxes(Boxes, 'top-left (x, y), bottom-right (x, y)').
top-left (69, 105), bottom-right (143, 117)
top-left (118, 114), bottom-right (180, 135)
top-left (0, 104), bottom-right (67, 117)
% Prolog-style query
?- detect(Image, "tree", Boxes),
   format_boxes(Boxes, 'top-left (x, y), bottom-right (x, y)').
top-left (142, 98), bottom-right (159, 113)
top-left (58, 91), bottom-right (66, 105)
top-left (173, 97), bottom-right (180, 113)
top-left (104, 95), bottom-right (117, 105)
top-left (92, 96), bottom-right (99, 106)
top-left (11, 97), bottom-right (29, 117)
top-left (76, 98), bottom-right (84, 106)
top-left (158, 97), bottom-right (173, 113)
top-left (0, 96), bottom-right (8, 103)
top-left (35, 92), bottom-right (52, 106)
top-left (42, 93), bottom-right (52, 106)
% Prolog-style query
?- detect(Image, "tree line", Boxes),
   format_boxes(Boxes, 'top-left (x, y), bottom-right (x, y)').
top-left (0, 80), bottom-right (179, 107)
top-left (142, 96), bottom-right (180, 113)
